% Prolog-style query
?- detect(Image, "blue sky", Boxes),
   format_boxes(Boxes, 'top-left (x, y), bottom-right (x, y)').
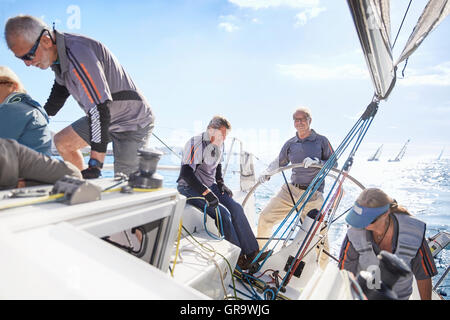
top-left (1, 0), bottom-right (449, 161)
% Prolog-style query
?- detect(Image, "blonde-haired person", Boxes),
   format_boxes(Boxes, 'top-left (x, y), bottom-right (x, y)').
top-left (339, 188), bottom-right (438, 300)
top-left (0, 66), bottom-right (52, 156)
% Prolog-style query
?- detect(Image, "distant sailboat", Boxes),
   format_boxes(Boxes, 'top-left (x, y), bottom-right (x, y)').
top-left (437, 147), bottom-right (445, 160)
top-left (388, 139), bottom-right (410, 162)
top-left (368, 144), bottom-right (383, 161)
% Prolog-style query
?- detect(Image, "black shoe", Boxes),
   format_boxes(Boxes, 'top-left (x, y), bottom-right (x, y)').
top-left (237, 254), bottom-right (250, 270)
top-left (248, 250), bottom-right (270, 264)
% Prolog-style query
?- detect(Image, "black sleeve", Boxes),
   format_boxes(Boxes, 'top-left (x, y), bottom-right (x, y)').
top-left (179, 164), bottom-right (208, 195)
top-left (215, 163), bottom-right (224, 184)
top-left (43, 80), bottom-right (70, 116)
top-left (88, 101), bottom-right (111, 153)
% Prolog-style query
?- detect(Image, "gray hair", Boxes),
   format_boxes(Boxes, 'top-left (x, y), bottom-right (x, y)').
top-left (207, 115), bottom-right (232, 130)
top-left (293, 106), bottom-right (312, 120)
top-left (4, 15), bottom-right (49, 48)
top-left (0, 66), bottom-right (26, 93)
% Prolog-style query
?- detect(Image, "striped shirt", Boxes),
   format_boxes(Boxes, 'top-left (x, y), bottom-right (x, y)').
top-left (50, 31), bottom-right (153, 133)
top-left (178, 131), bottom-right (224, 188)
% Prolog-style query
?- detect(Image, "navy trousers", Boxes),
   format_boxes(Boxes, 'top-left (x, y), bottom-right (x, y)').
top-left (177, 183), bottom-right (259, 255)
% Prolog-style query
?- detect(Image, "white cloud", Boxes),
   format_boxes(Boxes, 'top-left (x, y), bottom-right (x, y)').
top-left (229, 0), bottom-right (326, 27)
top-left (398, 62), bottom-right (450, 87)
top-left (277, 63), bottom-right (369, 80)
top-left (218, 15), bottom-right (240, 32)
top-left (218, 22), bottom-right (240, 32)
top-left (229, 0), bottom-right (320, 9)
top-left (295, 6), bottom-right (326, 27)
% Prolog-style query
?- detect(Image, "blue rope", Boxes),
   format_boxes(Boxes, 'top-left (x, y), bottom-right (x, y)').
top-left (203, 203), bottom-right (225, 240)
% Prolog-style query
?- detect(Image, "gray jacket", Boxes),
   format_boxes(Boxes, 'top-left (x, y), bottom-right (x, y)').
top-left (178, 131), bottom-right (224, 188)
top-left (0, 138), bottom-right (81, 190)
top-left (50, 30), bottom-right (154, 133)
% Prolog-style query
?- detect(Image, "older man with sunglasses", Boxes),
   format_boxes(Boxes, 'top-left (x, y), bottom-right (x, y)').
top-left (4, 15), bottom-right (154, 179)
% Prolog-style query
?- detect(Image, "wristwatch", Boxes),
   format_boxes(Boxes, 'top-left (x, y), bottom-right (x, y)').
top-left (88, 158), bottom-right (103, 169)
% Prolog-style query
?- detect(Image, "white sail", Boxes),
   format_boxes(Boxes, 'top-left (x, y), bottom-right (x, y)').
top-left (396, 0), bottom-right (450, 66)
top-left (389, 139), bottom-right (410, 162)
top-left (347, 0), bottom-right (395, 100)
top-left (368, 144), bottom-right (383, 161)
top-left (437, 147), bottom-right (445, 160)
top-left (348, 0), bottom-right (450, 100)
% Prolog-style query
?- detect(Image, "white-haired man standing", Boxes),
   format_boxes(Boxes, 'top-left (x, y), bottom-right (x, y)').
top-left (256, 107), bottom-right (335, 267)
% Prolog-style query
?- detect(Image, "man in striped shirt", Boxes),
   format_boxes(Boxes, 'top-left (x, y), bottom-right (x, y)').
top-left (177, 116), bottom-right (267, 270)
top-left (5, 15), bottom-right (154, 178)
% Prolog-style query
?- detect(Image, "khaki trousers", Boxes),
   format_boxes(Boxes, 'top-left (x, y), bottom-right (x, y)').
top-left (256, 183), bottom-right (329, 268)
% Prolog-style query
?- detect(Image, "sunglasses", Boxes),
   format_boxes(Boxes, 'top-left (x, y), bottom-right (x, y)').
top-left (293, 117), bottom-right (309, 123)
top-left (18, 29), bottom-right (52, 61)
top-left (370, 210), bottom-right (389, 225)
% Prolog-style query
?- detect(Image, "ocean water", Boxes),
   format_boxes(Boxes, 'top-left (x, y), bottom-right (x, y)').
top-left (104, 155), bottom-right (450, 299)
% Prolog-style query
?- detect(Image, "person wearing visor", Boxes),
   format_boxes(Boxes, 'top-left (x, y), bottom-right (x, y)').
top-left (4, 15), bottom-right (154, 179)
top-left (177, 116), bottom-right (267, 270)
top-left (338, 188), bottom-right (437, 300)
top-left (0, 66), bottom-right (51, 156)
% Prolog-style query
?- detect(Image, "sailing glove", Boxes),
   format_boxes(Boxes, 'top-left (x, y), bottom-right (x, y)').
top-left (303, 157), bottom-right (320, 168)
top-left (257, 174), bottom-right (271, 184)
top-left (217, 181), bottom-right (233, 197)
top-left (204, 191), bottom-right (219, 209)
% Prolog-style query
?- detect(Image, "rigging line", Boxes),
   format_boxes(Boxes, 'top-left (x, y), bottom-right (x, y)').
top-left (392, 0), bottom-right (413, 50)
top-left (151, 132), bottom-right (181, 159)
top-left (281, 171), bottom-right (300, 214)
top-left (181, 225), bottom-right (238, 298)
top-left (401, 57), bottom-right (409, 78)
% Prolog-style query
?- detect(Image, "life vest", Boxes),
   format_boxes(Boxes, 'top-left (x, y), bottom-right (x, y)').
top-left (347, 213), bottom-right (425, 300)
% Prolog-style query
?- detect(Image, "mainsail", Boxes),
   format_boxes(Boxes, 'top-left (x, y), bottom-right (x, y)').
top-left (347, 0), bottom-right (395, 100)
top-left (347, 0), bottom-right (450, 100)
top-left (396, 0), bottom-right (450, 66)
